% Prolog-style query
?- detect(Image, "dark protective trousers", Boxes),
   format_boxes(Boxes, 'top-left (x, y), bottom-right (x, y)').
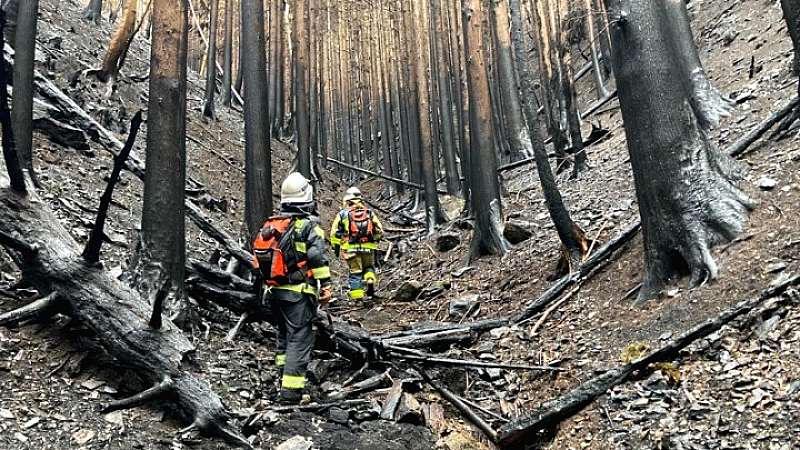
top-left (267, 293), bottom-right (316, 391)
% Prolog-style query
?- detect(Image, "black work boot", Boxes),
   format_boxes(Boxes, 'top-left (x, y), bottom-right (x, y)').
top-left (365, 277), bottom-right (375, 297)
top-left (278, 388), bottom-right (306, 405)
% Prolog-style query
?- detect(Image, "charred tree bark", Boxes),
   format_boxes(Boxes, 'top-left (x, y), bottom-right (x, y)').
top-left (509, 0), bottom-right (586, 275)
top-left (464, 0), bottom-right (510, 260)
top-left (411, 0), bottom-right (446, 232)
top-left (267, 0), bottom-right (284, 137)
top-left (491, 0), bottom-right (532, 161)
top-left (0, 10), bottom-right (24, 192)
top-left (130, 0), bottom-right (189, 316)
top-left (202, 0), bottom-right (219, 118)
top-left (0, 187), bottom-right (249, 447)
top-left (535, 0), bottom-right (571, 172)
top-left (456, 0), bottom-right (473, 208)
top-left (293, 0), bottom-right (311, 178)
top-left (242, 0), bottom-right (272, 236)
top-left (556, 0), bottom-right (588, 179)
top-left (308, 1), bottom-right (322, 176)
top-left (663, 0), bottom-right (733, 129)
top-left (605, 0), bottom-right (751, 304)
top-left (10, 0), bottom-right (37, 187)
top-left (220, 0), bottom-right (232, 107)
top-left (431, 0), bottom-right (460, 195)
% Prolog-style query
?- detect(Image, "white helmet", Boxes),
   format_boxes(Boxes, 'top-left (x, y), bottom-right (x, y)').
top-left (344, 186), bottom-right (362, 201)
top-left (281, 172), bottom-right (313, 204)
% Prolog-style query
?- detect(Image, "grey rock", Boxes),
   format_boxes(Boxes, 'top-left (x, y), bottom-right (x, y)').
top-left (393, 280), bottom-right (423, 302)
top-left (327, 407), bottom-right (350, 425)
top-left (503, 220), bottom-right (535, 245)
top-left (474, 342), bottom-right (496, 354)
top-left (395, 393), bottom-right (424, 425)
top-left (758, 177), bottom-right (777, 190)
top-left (449, 295), bottom-right (480, 320)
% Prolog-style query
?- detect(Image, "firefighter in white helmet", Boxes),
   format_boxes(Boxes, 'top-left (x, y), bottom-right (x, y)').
top-left (252, 172), bottom-right (331, 405)
top-left (330, 186), bottom-right (383, 300)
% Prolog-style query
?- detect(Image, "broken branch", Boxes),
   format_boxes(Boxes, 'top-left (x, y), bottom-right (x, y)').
top-left (0, 292), bottom-right (61, 326)
top-left (82, 110), bottom-right (142, 263)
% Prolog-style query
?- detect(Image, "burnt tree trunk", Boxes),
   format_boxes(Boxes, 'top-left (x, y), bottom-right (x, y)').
top-left (605, 0), bottom-right (752, 304)
top-left (781, 0), bottom-right (800, 78)
top-left (0, 10), bottom-right (24, 192)
top-left (293, 0), bottom-right (311, 178)
top-left (509, 0), bottom-right (586, 273)
top-left (10, 0), bottom-right (36, 186)
top-left (129, 0), bottom-right (189, 316)
top-left (464, 0), bottom-right (510, 260)
top-left (584, 0), bottom-right (610, 99)
top-left (411, 0), bottom-right (446, 231)
top-left (267, 0), bottom-right (284, 137)
top-left (556, 0), bottom-right (588, 179)
top-left (220, 0), bottom-right (232, 107)
top-left (431, 0), bottom-right (460, 195)
top-left (202, 0), bottom-right (219, 118)
top-left (242, 0), bottom-right (272, 236)
top-left (536, 0), bottom-right (571, 172)
top-left (491, 0), bottom-right (532, 161)
top-left (84, 0), bottom-right (103, 24)
top-left (97, 0), bottom-right (138, 82)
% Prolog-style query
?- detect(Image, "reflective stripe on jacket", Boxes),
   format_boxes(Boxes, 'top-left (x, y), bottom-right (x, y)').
top-left (329, 201), bottom-right (383, 252)
top-left (261, 210), bottom-right (331, 301)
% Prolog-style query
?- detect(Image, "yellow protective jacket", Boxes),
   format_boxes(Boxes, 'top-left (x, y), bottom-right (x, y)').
top-left (330, 200), bottom-right (383, 253)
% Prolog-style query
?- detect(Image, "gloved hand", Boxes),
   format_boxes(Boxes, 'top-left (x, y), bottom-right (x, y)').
top-left (332, 245), bottom-right (340, 258)
top-left (318, 285), bottom-right (332, 305)
top-left (251, 268), bottom-right (263, 296)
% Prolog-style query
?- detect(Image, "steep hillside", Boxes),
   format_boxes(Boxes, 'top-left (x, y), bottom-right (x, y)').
top-left (0, 0), bottom-right (798, 449)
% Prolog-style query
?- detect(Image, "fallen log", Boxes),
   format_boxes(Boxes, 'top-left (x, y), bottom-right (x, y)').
top-left (324, 371), bottom-right (392, 402)
top-left (33, 116), bottom-right (90, 151)
top-left (498, 273), bottom-right (800, 447)
top-left (380, 328), bottom-right (476, 349)
top-left (0, 186), bottom-right (249, 447)
top-left (323, 155), bottom-right (450, 194)
top-left (376, 318), bottom-right (510, 340)
top-left (385, 345), bottom-right (563, 372)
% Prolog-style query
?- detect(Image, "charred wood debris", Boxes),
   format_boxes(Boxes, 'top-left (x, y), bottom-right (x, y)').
top-left (2, 45), bottom-right (799, 447)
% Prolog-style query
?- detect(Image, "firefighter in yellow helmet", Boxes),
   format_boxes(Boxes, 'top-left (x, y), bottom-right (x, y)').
top-left (329, 187), bottom-right (384, 300)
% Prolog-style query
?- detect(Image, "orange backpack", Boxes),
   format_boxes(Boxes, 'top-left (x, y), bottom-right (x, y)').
top-left (252, 217), bottom-right (308, 285)
top-left (347, 206), bottom-right (375, 243)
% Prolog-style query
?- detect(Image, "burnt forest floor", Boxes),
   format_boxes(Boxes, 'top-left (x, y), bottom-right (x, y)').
top-left (1, 0), bottom-right (800, 449)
